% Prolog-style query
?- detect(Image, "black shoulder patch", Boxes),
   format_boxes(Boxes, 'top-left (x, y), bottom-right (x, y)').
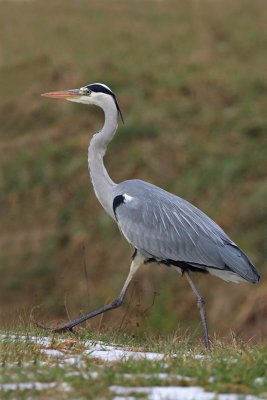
top-left (113, 195), bottom-right (125, 220)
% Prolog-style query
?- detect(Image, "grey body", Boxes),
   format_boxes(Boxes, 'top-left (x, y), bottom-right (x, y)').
top-left (42, 82), bottom-right (260, 348)
top-left (113, 179), bottom-right (259, 284)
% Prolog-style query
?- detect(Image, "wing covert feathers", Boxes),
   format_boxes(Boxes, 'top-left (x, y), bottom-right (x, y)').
top-left (113, 180), bottom-right (260, 284)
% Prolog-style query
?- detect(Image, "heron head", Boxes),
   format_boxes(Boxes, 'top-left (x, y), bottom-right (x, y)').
top-left (42, 83), bottom-right (123, 122)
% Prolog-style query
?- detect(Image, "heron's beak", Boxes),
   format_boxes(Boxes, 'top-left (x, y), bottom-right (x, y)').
top-left (41, 89), bottom-right (80, 99)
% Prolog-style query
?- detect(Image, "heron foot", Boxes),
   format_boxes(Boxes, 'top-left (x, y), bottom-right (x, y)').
top-left (35, 321), bottom-right (75, 334)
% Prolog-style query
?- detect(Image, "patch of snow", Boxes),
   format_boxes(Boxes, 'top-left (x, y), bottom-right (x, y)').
top-left (110, 385), bottom-right (261, 400)
top-left (40, 349), bottom-right (65, 357)
top-left (83, 341), bottom-right (207, 362)
top-left (86, 371), bottom-right (100, 380)
top-left (254, 377), bottom-right (266, 385)
top-left (0, 333), bottom-right (51, 347)
top-left (121, 372), bottom-right (193, 382)
top-left (183, 352), bottom-right (209, 360)
top-left (0, 381), bottom-right (71, 392)
top-left (58, 356), bottom-right (86, 369)
top-left (113, 397), bottom-right (136, 400)
top-left (84, 340), bottom-right (167, 361)
top-left (60, 356), bottom-right (81, 365)
top-left (86, 346), bottom-right (165, 362)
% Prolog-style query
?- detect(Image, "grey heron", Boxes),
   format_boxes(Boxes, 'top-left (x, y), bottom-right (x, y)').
top-left (42, 83), bottom-right (260, 350)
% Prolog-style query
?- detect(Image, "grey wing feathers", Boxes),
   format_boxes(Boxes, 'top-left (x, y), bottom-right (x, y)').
top-left (113, 180), bottom-right (259, 284)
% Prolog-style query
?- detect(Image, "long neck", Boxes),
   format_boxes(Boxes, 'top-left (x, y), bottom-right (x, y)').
top-left (88, 98), bottom-right (118, 218)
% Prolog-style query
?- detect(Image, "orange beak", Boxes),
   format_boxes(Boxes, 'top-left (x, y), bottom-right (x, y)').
top-left (41, 89), bottom-right (80, 99)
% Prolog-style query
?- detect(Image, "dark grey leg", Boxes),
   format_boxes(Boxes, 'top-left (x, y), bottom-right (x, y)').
top-left (184, 272), bottom-right (211, 351)
top-left (37, 254), bottom-right (144, 333)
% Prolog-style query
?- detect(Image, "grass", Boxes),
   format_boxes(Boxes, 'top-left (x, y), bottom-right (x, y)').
top-left (0, 327), bottom-right (267, 399)
top-left (0, 0), bottom-right (266, 343)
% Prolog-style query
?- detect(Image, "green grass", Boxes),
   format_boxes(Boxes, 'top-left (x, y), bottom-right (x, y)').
top-left (0, 328), bottom-right (267, 399)
top-left (0, 0), bottom-right (266, 342)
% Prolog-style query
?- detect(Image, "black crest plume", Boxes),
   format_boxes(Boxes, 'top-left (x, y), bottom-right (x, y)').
top-left (86, 83), bottom-right (124, 123)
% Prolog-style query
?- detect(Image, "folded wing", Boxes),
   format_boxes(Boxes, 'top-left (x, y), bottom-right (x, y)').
top-left (114, 180), bottom-right (259, 284)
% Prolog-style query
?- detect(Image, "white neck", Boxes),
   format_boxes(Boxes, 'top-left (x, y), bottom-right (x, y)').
top-left (88, 97), bottom-right (118, 218)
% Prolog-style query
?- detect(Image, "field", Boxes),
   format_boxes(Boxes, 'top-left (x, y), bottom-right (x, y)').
top-left (0, 0), bottom-right (267, 390)
top-left (0, 328), bottom-right (267, 399)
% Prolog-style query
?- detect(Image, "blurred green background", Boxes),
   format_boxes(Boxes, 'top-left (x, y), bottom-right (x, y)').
top-left (0, 0), bottom-right (266, 342)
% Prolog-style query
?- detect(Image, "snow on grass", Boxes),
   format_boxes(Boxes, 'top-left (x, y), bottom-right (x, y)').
top-left (121, 372), bottom-right (193, 382)
top-left (110, 385), bottom-right (261, 400)
top-left (254, 377), bottom-right (267, 386)
top-left (0, 381), bottom-right (71, 392)
top-left (0, 333), bottom-right (167, 363)
top-left (0, 332), bottom-right (265, 399)
top-left (0, 332), bottom-right (211, 364)
top-left (40, 349), bottom-right (65, 357)
top-left (84, 342), bottom-right (166, 362)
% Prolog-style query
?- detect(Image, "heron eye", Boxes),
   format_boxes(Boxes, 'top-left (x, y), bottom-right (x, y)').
top-left (81, 88), bottom-right (91, 96)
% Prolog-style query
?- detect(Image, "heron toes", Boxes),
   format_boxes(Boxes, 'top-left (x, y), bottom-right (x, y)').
top-left (35, 321), bottom-right (74, 333)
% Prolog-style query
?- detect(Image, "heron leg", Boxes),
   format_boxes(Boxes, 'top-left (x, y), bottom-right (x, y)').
top-left (184, 272), bottom-right (211, 351)
top-left (37, 253), bottom-right (144, 333)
